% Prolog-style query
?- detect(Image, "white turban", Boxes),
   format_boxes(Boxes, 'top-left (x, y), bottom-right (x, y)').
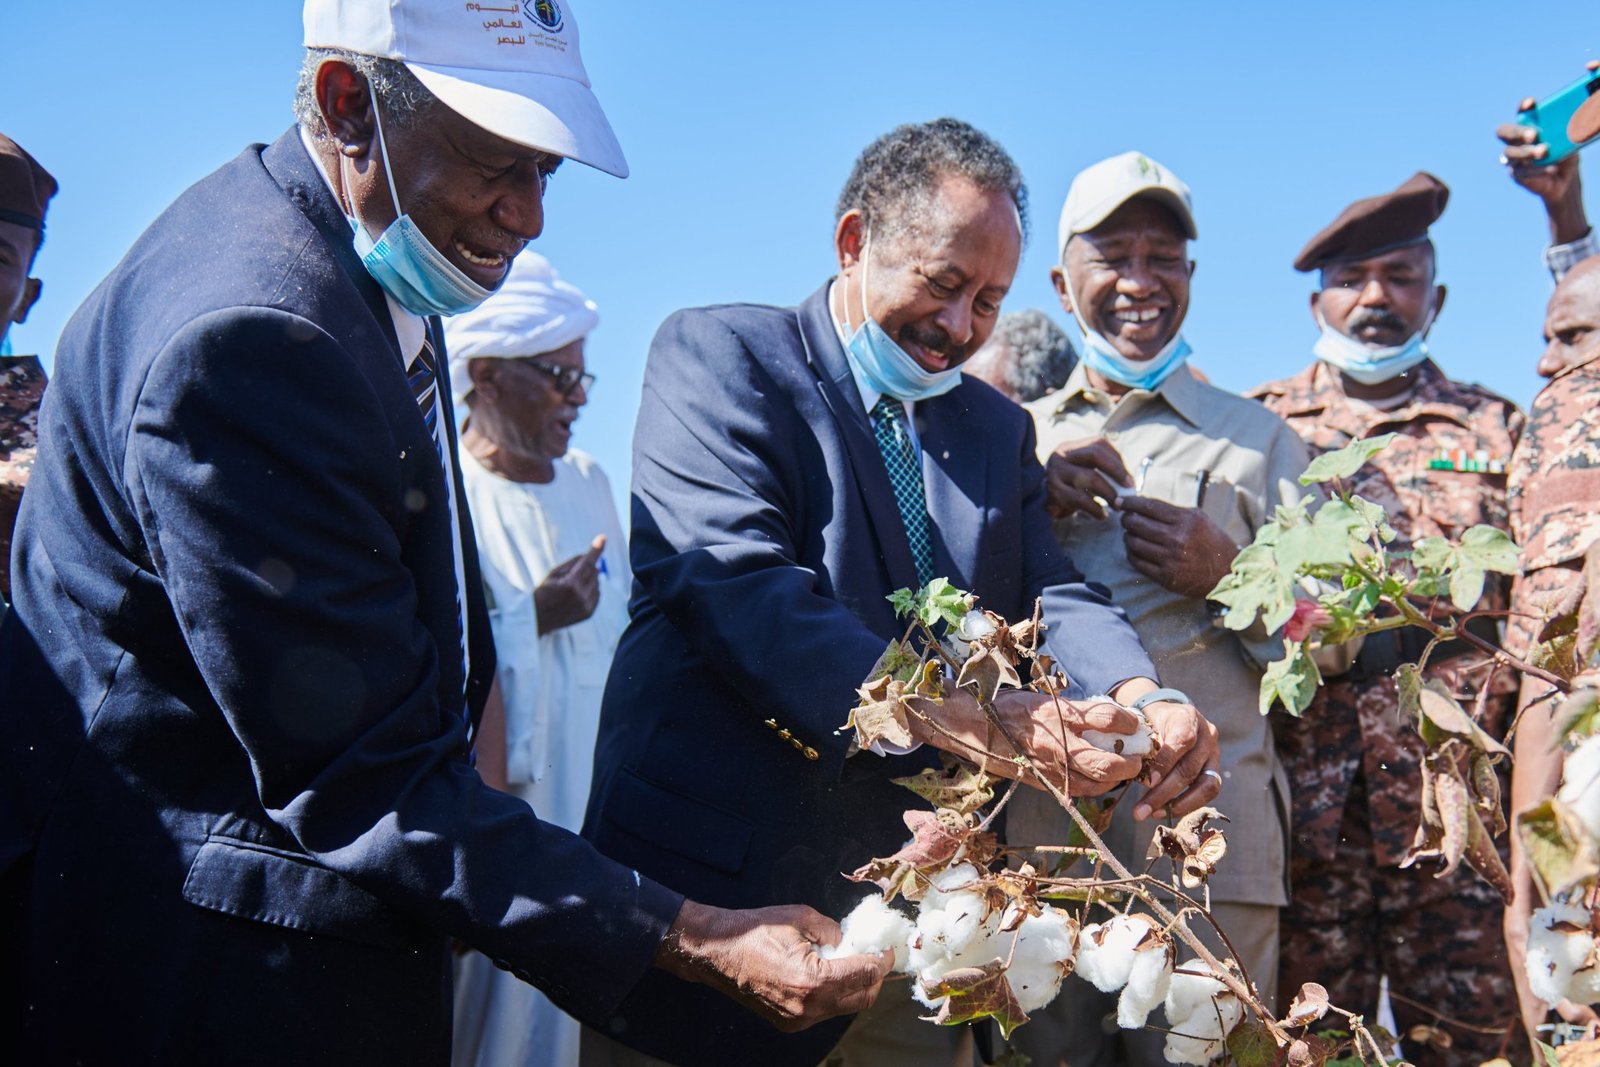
top-left (444, 251), bottom-right (600, 405)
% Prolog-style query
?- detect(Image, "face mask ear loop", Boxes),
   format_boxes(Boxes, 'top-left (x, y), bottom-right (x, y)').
top-left (369, 103), bottom-right (406, 221)
top-left (857, 232), bottom-right (874, 330)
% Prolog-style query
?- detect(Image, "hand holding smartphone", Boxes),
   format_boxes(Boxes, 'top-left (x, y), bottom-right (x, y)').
top-left (1515, 61), bottom-right (1600, 167)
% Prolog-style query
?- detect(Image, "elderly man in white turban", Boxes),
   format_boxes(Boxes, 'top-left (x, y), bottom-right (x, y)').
top-left (445, 252), bottom-right (631, 1067)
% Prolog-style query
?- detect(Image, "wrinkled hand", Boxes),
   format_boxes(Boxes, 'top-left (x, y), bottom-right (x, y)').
top-left (1116, 496), bottom-right (1240, 600)
top-left (654, 900), bottom-right (891, 1032)
top-left (534, 535), bottom-right (606, 636)
top-left (909, 688), bottom-right (1144, 797)
top-left (1109, 679), bottom-right (1222, 822)
top-left (1043, 437), bottom-right (1131, 521)
top-left (1498, 117), bottom-right (1589, 244)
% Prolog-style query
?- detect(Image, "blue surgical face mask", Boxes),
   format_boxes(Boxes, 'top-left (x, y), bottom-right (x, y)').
top-left (1312, 305), bottom-right (1434, 386)
top-left (833, 238), bottom-right (963, 403)
top-left (345, 106), bottom-right (494, 318)
top-left (1062, 258), bottom-right (1191, 392)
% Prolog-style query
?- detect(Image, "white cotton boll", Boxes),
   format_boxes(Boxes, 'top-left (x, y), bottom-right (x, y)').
top-left (1527, 901), bottom-right (1600, 1007)
top-left (923, 863), bottom-right (984, 903)
top-left (819, 895), bottom-right (916, 972)
top-left (1075, 913), bottom-right (1160, 993)
top-left (1118, 937), bottom-right (1176, 1029)
top-left (1163, 969), bottom-right (1243, 1065)
top-left (1081, 704), bottom-right (1155, 757)
top-left (1557, 735), bottom-right (1600, 841)
top-left (958, 611), bottom-right (998, 642)
top-left (1001, 904), bottom-right (1080, 1013)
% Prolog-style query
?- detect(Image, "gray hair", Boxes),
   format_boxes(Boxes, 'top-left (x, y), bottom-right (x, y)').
top-left (984, 309), bottom-right (1077, 402)
top-left (835, 118), bottom-right (1028, 245)
top-left (293, 48), bottom-right (440, 136)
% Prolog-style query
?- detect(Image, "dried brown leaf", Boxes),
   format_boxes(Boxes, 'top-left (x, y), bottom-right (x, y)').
top-left (891, 756), bottom-right (998, 816)
top-left (920, 958), bottom-right (1030, 1039)
top-left (1282, 981), bottom-right (1331, 1027)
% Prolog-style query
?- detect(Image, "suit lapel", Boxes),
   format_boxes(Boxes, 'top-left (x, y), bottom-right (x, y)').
top-left (917, 388), bottom-right (986, 587)
top-left (795, 284), bottom-right (921, 592)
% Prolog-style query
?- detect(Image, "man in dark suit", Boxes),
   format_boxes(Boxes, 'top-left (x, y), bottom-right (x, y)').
top-left (0, 3), bottom-right (888, 1062)
top-left (582, 119), bottom-right (1224, 1067)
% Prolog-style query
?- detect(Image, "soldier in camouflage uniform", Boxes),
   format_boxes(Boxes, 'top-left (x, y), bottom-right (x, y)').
top-left (1249, 174), bottom-right (1525, 1065)
top-left (1504, 257), bottom-right (1600, 1045)
top-left (0, 132), bottom-right (55, 607)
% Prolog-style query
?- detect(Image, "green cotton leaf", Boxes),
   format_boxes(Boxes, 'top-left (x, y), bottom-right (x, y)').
top-left (1349, 494), bottom-right (1399, 544)
top-left (1210, 544), bottom-right (1298, 634)
top-left (1410, 536), bottom-right (1453, 574)
top-left (1448, 564), bottom-right (1487, 613)
top-left (1299, 432), bottom-right (1397, 486)
top-left (1225, 1022), bottom-right (1281, 1067)
top-left (1260, 643), bottom-right (1323, 716)
top-left (921, 959), bottom-right (1030, 1039)
top-left (887, 579), bottom-right (976, 631)
top-left (1457, 525), bottom-right (1522, 576)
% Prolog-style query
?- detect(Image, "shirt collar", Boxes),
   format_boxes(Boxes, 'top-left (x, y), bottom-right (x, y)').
top-left (297, 125), bottom-right (427, 370)
top-left (1041, 360), bottom-right (1204, 426)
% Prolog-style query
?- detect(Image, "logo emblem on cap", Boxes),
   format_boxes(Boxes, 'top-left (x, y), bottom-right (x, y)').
top-left (524, 0), bottom-right (564, 31)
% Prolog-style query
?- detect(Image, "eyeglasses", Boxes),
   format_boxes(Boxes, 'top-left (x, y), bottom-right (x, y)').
top-left (524, 359), bottom-right (595, 397)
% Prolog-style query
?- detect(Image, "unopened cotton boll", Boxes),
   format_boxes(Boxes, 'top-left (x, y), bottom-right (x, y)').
top-left (1081, 703), bottom-right (1155, 757)
top-left (1163, 969), bottom-right (1243, 1065)
top-left (1557, 735), bottom-right (1600, 841)
top-left (999, 904), bottom-right (1080, 1013)
top-left (1075, 913), bottom-right (1162, 993)
top-left (1526, 900), bottom-right (1600, 1007)
top-left (819, 894), bottom-right (916, 972)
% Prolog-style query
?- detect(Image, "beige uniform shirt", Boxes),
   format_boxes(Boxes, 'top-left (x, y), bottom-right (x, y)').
top-left (1014, 364), bottom-right (1311, 905)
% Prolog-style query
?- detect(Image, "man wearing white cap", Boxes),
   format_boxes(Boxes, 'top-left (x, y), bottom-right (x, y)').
top-left (445, 251), bottom-right (631, 1067)
top-left (0, 3), bottom-right (888, 1062)
top-left (1006, 152), bottom-right (1309, 1067)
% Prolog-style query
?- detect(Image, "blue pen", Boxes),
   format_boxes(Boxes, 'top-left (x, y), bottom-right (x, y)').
top-left (597, 556), bottom-right (609, 577)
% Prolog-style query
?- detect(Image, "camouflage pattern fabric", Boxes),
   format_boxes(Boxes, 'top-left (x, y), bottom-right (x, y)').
top-left (1281, 771), bottom-right (1524, 1066)
top-left (0, 354), bottom-right (46, 602)
top-left (1509, 362), bottom-right (1600, 574)
top-left (1250, 359), bottom-right (1522, 1064)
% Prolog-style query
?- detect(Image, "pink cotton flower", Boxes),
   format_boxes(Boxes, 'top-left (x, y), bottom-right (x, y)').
top-left (1284, 601), bottom-right (1333, 643)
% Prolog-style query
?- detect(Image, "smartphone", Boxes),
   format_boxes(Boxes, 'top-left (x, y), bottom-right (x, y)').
top-left (1516, 66), bottom-right (1600, 166)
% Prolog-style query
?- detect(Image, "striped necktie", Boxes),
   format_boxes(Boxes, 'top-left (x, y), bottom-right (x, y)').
top-left (409, 334), bottom-right (471, 715)
top-left (870, 396), bottom-right (935, 586)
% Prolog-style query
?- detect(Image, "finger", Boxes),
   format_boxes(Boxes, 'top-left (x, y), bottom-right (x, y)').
top-left (582, 535), bottom-right (607, 566)
top-left (1120, 513), bottom-right (1175, 542)
top-left (799, 951), bottom-right (891, 1027)
top-left (1139, 704), bottom-right (1200, 783)
top-left (788, 907), bottom-right (844, 948)
top-left (1137, 732), bottom-right (1218, 819)
top-left (1081, 440), bottom-right (1133, 487)
top-left (1143, 761), bottom-right (1223, 821)
top-left (1063, 740), bottom-right (1143, 794)
top-left (1116, 495), bottom-right (1183, 523)
top-left (1060, 697), bottom-right (1140, 735)
top-left (1049, 481), bottom-right (1106, 521)
top-left (1495, 121), bottom-right (1540, 145)
top-left (1123, 535), bottom-right (1173, 569)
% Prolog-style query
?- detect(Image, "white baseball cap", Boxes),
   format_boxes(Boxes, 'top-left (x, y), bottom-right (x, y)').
top-left (303, 0), bottom-right (627, 178)
top-left (1057, 151), bottom-right (1196, 258)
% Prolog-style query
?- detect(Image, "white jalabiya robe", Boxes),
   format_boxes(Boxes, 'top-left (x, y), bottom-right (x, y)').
top-left (451, 447), bottom-right (631, 1067)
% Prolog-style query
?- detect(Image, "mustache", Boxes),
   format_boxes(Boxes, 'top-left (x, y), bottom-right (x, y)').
top-left (899, 322), bottom-right (972, 363)
top-left (1344, 307), bottom-right (1407, 334)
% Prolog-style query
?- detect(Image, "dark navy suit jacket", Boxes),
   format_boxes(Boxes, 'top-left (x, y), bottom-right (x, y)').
top-left (0, 130), bottom-right (680, 1064)
top-left (583, 286), bottom-right (1155, 1065)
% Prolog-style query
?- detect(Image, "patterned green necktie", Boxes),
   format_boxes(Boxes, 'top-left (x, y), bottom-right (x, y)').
top-left (870, 396), bottom-right (934, 585)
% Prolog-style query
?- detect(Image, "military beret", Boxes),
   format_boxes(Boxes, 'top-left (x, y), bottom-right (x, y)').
top-left (1570, 92), bottom-right (1600, 147)
top-left (1294, 172), bottom-right (1448, 273)
top-left (0, 133), bottom-right (57, 233)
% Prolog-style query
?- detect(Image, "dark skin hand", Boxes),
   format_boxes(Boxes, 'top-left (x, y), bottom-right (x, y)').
top-left (1498, 117), bottom-right (1590, 245)
top-left (654, 900), bottom-right (892, 1033)
top-left (1043, 437), bottom-right (1132, 520)
top-left (534, 535), bottom-right (605, 636)
top-left (1116, 495), bottom-right (1240, 601)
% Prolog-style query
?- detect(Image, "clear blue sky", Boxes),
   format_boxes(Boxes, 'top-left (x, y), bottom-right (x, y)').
top-left (5, 2), bottom-right (1595, 520)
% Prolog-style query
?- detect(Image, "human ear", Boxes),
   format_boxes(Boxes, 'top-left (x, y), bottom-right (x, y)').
top-left (315, 60), bottom-right (377, 158)
top-left (834, 211), bottom-right (866, 272)
top-left (11, 277), bottom-right (40, 325)
top-left (1049, 266), bottom-right (1073, 314)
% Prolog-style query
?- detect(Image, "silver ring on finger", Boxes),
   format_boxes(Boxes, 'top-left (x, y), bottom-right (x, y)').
top-left (1202, 768), bottom-right (1223, 785)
